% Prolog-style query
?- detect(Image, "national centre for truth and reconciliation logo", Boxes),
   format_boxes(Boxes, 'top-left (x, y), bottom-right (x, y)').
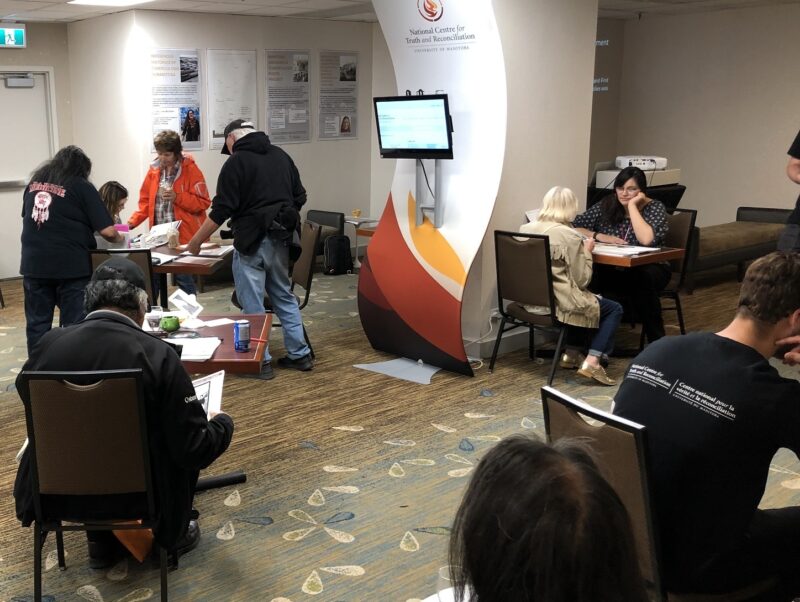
top-left (418, 0), bottom-right (444, 22)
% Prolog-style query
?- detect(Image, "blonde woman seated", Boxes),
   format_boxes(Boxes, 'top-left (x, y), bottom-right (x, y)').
top-left (520, 186), bottom-right (623, 385)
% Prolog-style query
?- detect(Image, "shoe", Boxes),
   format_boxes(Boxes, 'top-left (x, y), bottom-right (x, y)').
top-left (172, 520), bottom-right (200, 558)
top-left (277, 353), bottom-right (314, 371)
top-left (577, 361), bottom-right (616, 386)
top-left (559, 351), bottom-right (585, 370)
top-left (87, 532), bottom-right (122, 569)
top-left (243, 363), bottom-right (274, 380)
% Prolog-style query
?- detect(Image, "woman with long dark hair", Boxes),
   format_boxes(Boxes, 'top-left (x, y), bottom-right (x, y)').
top-left (21, 145), bottom-right (122, 355)
top-left (426, 435), bottom-right (648, 602)
top-left (98, 180), bottom-right (128, 224)
top-left (573, 166), bottom-right (670, 342)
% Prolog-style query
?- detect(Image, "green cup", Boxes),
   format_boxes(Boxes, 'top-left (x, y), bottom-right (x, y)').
top-left (159, 315), bottom-right (180, 333)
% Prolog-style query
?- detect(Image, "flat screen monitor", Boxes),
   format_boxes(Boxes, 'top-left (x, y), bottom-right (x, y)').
top-left (374, 94), bottom-right (453, 160)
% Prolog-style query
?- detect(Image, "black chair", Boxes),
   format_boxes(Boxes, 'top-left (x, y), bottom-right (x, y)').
top-left (306, 210), bottom-right (344, 259)
top-left (541, 386), bottom-right (776, 602)
top-left (19, 369), bottom-right (169, 602)
top-left (638, 208), bottom-right (697, 349)
top-left (489, 231), bottom-right (567, 385)
top-left (89, 249), bottom-right (156, 309)
top-left (231, 221), bottom-right (322, 358)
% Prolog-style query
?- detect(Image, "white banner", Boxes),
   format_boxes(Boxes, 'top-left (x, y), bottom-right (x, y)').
top-left (207, 49), bottom-right (258, 150)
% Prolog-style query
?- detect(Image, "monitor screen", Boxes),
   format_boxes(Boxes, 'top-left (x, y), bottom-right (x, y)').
top-left (374, 94), bottom-right (453, 160)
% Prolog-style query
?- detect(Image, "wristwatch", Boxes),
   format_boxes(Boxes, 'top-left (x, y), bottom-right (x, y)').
top-left (592, 231), bottom-right (599, 241)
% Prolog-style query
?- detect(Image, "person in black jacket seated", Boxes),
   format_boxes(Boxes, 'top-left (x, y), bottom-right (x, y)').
top-left (14, 257), bottom-right (234, 568)
top-left (615, 252), bottom-right (800, 598)
top-left (186, 119), bottom-right (312, 380)
top-left (573, 166), bottom-right (670, 343)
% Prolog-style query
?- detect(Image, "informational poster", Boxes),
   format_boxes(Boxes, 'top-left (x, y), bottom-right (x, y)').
top-left (207, 49), bottom-right (258, 150)
top-left (150, 48), bottom-right (202, 150)
top-left (318, 50), bottom-right (358, 140)
top-left (266, 50), bottom-right (311, 144)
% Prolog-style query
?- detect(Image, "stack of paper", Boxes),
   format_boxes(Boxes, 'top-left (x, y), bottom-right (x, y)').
top-left (169, 337), bottom-right (221, 360)
top-left (593, 243), bottom-right (660, 257)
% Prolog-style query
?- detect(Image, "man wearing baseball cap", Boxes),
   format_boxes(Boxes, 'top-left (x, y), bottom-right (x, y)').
top-left (186, 119), bottom-right (312, 380)
top-left (14, 257), bottom-right (234, 568)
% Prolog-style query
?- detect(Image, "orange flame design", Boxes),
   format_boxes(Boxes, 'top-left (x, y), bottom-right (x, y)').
top-left (424, 0), bottom-right (439, 18)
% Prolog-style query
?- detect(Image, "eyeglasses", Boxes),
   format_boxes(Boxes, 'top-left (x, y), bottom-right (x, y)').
top-left (616, 187), bottom-right (640, 194)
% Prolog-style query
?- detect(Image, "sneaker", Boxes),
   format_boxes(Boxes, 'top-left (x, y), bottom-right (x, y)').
top-left (559, 351), bottom-right (585, 370)
top-left (577, 361), bottom-right (616, 386)
top-left (277, 354), bottom-right (314, 371)
top-left (243, 363), bottom-right (274, 380)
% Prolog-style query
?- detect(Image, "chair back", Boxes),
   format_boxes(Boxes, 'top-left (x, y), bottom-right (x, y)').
top-left (494, 230), bottom-right (557, 320)
top-left (306, 210), bottom-right (344, 256)
top-left (19, 369), bottom-right (156, 522)
top-left (541, 386), bottom-right (664, 598)
top-left (664, 208), bottom-right (697, 289)
top-left (90, 249), bottom-right (155, 307)
top-left (292, 221), bottom-right (322, 310)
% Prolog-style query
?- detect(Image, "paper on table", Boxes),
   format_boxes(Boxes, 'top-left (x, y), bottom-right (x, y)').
top-left (172, 256), bottom-right (215, 265)
top-left (192, 370), bottom-right (225, 416)
top-left (150, 252), bottom-right (177, 265)
top-left (168, 337), bottom-right (221, 360)
top-left (593, 243), bottom-right (660, 256)
top-left (180, 246), bottom-right (233, 258)
top-left (169, 289), bottom-right (203, 318)
top-left (205, 318), bottom-right (235, 327)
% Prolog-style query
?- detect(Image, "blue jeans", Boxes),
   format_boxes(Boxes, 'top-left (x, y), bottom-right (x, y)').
top-left (23, 276), bottom-right (88, 356)
top-left (588, 296), bottom-right (623, 358)
top-left (232, 235), bottom-right (310, 363)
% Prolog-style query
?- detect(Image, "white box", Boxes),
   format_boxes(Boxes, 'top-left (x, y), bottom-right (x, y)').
top-left (596, 168), bottom-right (681, 190)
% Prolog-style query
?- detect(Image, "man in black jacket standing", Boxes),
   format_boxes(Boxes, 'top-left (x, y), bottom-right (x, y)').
top-left (14, 257), bottom-right (234, 567)
top-left (187, 119), bottom-right (312, 380)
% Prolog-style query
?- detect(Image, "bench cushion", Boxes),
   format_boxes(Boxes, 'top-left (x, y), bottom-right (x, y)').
top-left (698, 221), bottom-right (784, 258)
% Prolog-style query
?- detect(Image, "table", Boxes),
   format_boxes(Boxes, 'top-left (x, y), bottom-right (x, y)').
top-left (593, 247), bottom-right (684, 268)
top-left (179, 313), bottom-right (272, 375)
top-left (150, 244), bottom-right (234, 306)
top-left (344, 216), bottom-right (379, 269)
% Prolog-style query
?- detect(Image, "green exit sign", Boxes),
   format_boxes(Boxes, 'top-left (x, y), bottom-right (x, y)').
top-left (0, 25), bottom-right (26, 49)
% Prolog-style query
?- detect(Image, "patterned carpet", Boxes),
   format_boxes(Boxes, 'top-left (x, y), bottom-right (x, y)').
top-left (0, 267), bottom-right (799, 601)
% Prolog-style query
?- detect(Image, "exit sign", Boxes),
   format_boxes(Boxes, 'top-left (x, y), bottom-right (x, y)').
top-left (0, 25), bottom-right (26, 48)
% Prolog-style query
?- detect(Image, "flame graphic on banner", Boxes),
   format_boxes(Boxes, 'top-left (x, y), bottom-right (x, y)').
top-left (419, 0), bottom-right (443, 22)
top-left (358, 192), bottom-right (471, 375)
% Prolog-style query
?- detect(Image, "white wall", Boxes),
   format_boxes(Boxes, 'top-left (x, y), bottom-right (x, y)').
top-left (368, 22), bottom-right (396, 220)
top-left (617, 4), bottom-right (800, 227)
top-left (461, 0), bottom-right (599, 353)
top-left (68, 10), bottom-right (375, 229)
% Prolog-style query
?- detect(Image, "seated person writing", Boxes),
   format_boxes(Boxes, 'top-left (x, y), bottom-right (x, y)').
top-left (14, 257), bottom-right (234, 568)
top-left (573, 166), bottom-right (670, 343)
top-left (425, 435), bottom-right (648, 602)
top-left (521, 186), bottom-right (623, 385)
top-left (614, 252), bottom-right (800, 598)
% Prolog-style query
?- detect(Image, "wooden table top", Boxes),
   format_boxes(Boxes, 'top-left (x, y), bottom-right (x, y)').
top-left (150, 244), bottom-right (234, 276)
top-left (180, 313), bottom-right (272, 375)
top-left (593, 246), bottom-right (684, 268)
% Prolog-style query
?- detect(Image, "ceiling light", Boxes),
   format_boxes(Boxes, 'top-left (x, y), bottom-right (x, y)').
top-left (68, 0), bottom-right (155, 7)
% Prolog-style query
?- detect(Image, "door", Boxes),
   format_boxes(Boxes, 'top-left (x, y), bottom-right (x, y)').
top-left (0, 69), bottom-right (57, 279)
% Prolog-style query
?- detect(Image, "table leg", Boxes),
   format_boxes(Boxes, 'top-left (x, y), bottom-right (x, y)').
top-left (353, 230), bottom-right (361, 269)
top-left (159, 274), bottom-right (168, 307)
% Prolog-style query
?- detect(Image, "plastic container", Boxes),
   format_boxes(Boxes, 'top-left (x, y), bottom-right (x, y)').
top-left (113, 223), bottom-right (131, 248)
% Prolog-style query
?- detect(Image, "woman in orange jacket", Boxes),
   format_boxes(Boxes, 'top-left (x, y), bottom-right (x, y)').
top-left (129, 130), bottom-right (210, 295)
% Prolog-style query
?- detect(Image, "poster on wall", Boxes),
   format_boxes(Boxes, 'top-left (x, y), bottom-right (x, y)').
top-left (207, 49), bottom-right (258, 150)
top-left (149, 48), bottom-right (202, 150)
top-left (266, 50), bottom-right (311, 144)
top-left (318, 50), bottom-right (357, 140)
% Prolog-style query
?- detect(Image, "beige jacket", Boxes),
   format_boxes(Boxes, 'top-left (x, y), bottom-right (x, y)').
top-left (519, 220), bottom-right (600, 328)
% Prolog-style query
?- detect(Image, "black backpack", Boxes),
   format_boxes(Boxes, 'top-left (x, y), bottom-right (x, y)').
top-left (324, 235), bottom-right (354, 275)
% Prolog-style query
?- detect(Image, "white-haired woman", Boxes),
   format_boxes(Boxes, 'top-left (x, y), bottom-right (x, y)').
top-left (520, 186), bottom-right (622, 385)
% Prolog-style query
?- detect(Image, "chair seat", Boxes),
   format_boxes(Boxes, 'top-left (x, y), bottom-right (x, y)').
top-left (506, 302), bottom-right (558, 327)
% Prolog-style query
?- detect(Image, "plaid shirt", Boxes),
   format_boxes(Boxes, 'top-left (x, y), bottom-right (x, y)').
top-left (154, 168), bottom-right (178, 225)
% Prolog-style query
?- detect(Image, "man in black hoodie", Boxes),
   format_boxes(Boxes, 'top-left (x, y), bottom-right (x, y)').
top-left (187, 120), bottom-right (312, 380)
